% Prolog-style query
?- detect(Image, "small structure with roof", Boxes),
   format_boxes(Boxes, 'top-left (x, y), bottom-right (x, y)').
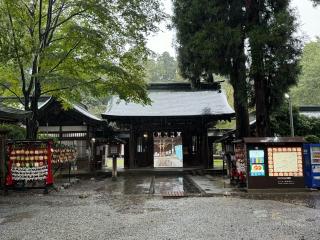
top-left (38, 97), bottom-right (112, 169)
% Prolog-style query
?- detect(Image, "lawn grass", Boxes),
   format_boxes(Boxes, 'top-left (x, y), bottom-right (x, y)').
top-left (213, 159), bottom-right (224, 169)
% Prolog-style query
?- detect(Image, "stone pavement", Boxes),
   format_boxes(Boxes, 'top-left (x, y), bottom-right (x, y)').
top-left (188, 174), bottom-right (241, 196)
top-left (88, 175), bottom-right (201, 196)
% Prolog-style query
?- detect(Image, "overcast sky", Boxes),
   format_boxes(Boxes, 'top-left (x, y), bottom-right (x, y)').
top-left (147, 0), bottom-right (320, 56)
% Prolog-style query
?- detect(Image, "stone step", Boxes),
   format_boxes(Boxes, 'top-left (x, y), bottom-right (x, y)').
top-left (162, 191), bottom-right (186, 198)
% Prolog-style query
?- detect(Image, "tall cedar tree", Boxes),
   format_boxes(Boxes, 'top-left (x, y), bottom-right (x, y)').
top-left (246, 0), bottom-right (301, 136)
top-left (0, 0), bottom-right (164, 139)
top-left (173, 0), bottom-right (250, 138)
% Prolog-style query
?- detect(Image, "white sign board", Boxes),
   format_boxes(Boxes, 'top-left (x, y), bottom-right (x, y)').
top-left (273, 152), bottom-right (298, 173)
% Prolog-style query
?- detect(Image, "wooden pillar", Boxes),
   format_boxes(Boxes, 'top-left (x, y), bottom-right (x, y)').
top-left (147, 130), bottom-right (154, 167)
top-left (201, 123), bottom-right (209, 169)
top-left (129, 125), bottom-right (136, 168)
top-left (124, 141), bottom-right (130, 169)
top-left (208, 137), bottom-right (214, 169)
top-left (0, 130), bottom-right (8, 187)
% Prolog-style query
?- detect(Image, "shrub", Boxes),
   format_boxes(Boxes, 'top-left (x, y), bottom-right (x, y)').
top-left (0, 124), bottom-right (26, 140)
top-left (304, 135), bottom-right (320, 143)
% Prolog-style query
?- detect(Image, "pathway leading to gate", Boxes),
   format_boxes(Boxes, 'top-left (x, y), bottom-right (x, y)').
top-left (87, 174), bottom-right (238, 197)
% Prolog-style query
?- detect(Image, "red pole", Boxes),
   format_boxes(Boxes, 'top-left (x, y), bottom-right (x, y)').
top-left (5, 144), bottom-right (13, 186)
top-left (46, 141), bottom-right (54, 185)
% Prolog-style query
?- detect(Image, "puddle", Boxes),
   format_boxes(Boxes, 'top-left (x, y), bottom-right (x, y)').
top-left (154, 175), bottom-right (201, 195)
top-left (94, 175), bottom-right (200, 195)
top-left (239, 193), bottom-right (320, 209)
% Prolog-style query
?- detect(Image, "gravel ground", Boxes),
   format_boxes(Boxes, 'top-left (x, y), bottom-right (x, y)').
top-left (0, 178), bottom-right (320, 240)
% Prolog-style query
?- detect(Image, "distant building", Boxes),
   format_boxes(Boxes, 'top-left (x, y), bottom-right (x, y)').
top-left (299, 106), bottom-right (320, 119)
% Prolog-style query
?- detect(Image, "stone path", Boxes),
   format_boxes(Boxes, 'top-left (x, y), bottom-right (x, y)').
top-left (188, 174), bottom-right (240, 196)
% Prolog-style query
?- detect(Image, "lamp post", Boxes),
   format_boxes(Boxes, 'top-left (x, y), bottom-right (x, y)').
top-left (284, 93), bottom-right (294, 137)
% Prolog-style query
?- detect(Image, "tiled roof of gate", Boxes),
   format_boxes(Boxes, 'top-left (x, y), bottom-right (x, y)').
top-left (103, 90), bottom-right (235, 118)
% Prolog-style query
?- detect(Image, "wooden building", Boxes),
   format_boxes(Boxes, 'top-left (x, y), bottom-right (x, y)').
top-left (102, 83), bottom-right (235, 169)
top-left (38, 97), bottom-right (111, 169)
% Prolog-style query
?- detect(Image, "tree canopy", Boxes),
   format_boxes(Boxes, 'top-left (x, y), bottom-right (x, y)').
top-left (246, 0), bottom-right (301, 136)
top-left (173, 0), bottom-right (301, 137)
top-left (0, 0), bottom-right (164, 138)
top-left (290, 39), bottom-right (320, 105)
top-left (173, 0), bottom-right (250, 137)
top-left (145, 52), bottom-right (185, 83)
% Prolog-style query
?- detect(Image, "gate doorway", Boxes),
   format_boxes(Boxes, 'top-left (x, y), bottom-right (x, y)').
top-left (153, 132), bottom-right (183, 168)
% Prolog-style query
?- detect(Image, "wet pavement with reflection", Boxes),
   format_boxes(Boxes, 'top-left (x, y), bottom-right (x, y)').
top-left (93, 175), bottom-right (200, 195)
top-left (90, 174), bottom-right (320, 209)
top-left (153, 176), bottom-right (200, 194)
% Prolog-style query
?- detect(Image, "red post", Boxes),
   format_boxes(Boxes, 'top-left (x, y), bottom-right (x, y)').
top-left (46, 141), bottom-right (54, 185)
top-left (5, 144), bottom-right (13, 186)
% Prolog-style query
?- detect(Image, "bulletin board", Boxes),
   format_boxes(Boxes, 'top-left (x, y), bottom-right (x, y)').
top-left (268, 147), bottom-right (303, 177)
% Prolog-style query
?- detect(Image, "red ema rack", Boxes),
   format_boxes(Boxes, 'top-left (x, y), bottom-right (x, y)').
top-left (5, 140), bottom-right (54, 189)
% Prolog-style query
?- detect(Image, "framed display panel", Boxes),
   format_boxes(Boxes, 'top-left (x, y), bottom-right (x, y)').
top-left (249, 150), bottom-right (265, 176)
top-left (268, 147), bottom-right (303, 177)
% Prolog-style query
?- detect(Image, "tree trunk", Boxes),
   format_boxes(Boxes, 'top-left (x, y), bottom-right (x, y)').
top-left (254, 74), bottom-right (270, 137)
top-left (246, 0), bottom-right (271, 137)
top-left (26, 79), bottom-right (41, 140)
top-left (229, 38), bottom-right (250, 138)
top-left (26, 115), bottom-right (38, 139)
top-left (230, 74), bottom-right (250, 138)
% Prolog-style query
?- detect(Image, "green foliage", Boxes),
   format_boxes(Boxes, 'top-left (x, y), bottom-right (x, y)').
top-left (270, 103), bottom-right (320, 138)
top-left (172, 0), bottom-right (242, 83)
top-left (173, 0), bottom-right (301, 137)
top-left (220, 80), bottom-right (234, 109)
top-left (305, 135), bottom-right (320, 143)
top-left (0, 124), bottom-right (26, 140)
top-left (37, 133), bottom-right (59, 144)
top-left (290, 39), bottom-right (320, 105)
top-left (0, 0), bottom-right (165, 137)
top-left (247, 0), bottom-right (302, 137)
top-left (145, 52), bottom-right (185, 83)
top-left (173, 0), bottom-right (250, 137)
top-left (216, 80), bottom-right (236, 129)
